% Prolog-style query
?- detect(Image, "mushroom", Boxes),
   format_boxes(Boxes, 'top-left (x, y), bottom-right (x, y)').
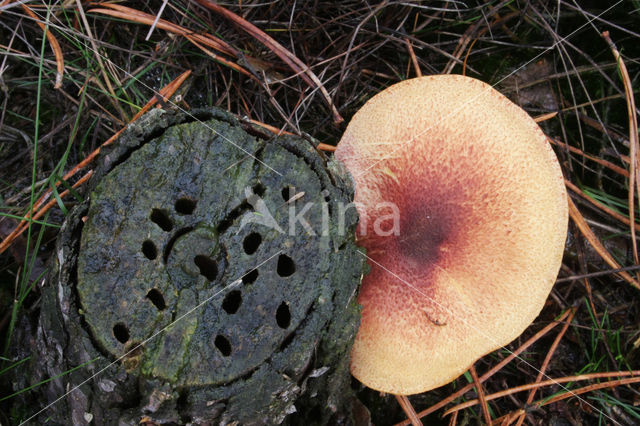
top-left (335, 74), bottom-right (568, 395)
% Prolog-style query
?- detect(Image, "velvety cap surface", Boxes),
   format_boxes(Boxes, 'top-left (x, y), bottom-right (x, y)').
top-left (336, 75), bottom-right (568, 395)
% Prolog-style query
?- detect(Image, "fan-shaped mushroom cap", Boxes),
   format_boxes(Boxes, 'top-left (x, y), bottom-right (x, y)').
top-left (336, 75), bottom-right (568, 395)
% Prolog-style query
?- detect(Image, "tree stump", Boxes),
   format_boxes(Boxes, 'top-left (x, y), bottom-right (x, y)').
top-left (15, 108), bottom-right (364, 425)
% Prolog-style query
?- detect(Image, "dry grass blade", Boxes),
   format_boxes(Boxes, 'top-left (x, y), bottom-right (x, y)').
top-left (602, 30), bottom-right (640, 283)
top-left (193, 0), bottom-right (344, 124)
top-left (395, 395), bottom-right (422, 426)
top-left (0, 70), bottom-right (192, 255)
top-left (395, 309), bottom-right (574, 425)
top-left (20, 3), bottom-right (63, 89)
top-left (568, 197), bottom-right (640, 289)
top-left (442, 370), bottom-right (640, 416)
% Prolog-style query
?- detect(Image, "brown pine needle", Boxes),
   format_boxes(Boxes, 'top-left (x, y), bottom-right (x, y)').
top-left (317, 143), bottom-right (337, 152)
top-left (602, 31), bottom-right (640, 281)
top-left (568, 197), bottom-right (640, 289)
top-left (395, 309), bottom-right (574, 426)
top-left (0, 70), bottom-right (192, 255)
top-left (443, 371), bottom-right (640, 416)
top-left (89, 4), bottom-right (258, 79)
top-left (514, 308), bottom-right (576, 426)
top-left (469, 364), bottom-right (491, 424)
top-left (533, 111), bottom-right (558, 123)
top-left (193, 0), bottom-right (344, 124)
top-left (89, 4), bottom-right (238, 57)
top-left (447, 410), bottom-right (458, 426)
top-left (462, 37), bottom-right (479, 76)
top-left (404, 37), bottom-right (422, 78)
top-left (565, 180), bottom-right (640, 232)
top-left (602, 30), bottom-right (640, 283)
top-left (243, 120), bottom-right (335, 152)
top-left (396, 395), bottom-right (422, 426)
top-left (20, 3), bottom-right (64, 89)
top-left (549, 138), bottom-right (629, 177)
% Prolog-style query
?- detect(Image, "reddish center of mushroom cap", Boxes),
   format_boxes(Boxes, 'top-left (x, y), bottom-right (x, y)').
top-left (395, 190), bottom-right (462, 270)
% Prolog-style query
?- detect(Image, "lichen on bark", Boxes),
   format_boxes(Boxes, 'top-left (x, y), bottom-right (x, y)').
top-left (16, 108), bottom-right (364, 425)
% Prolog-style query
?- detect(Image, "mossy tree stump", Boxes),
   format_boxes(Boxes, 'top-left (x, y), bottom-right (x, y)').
top-left (16, 108), bottom-right (364, 425)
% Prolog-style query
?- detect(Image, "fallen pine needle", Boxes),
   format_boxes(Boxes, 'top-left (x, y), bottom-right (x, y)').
top-left (568, 197), bottom-right (640, 290)
top-left (443, 371), bottom-right (640, 416)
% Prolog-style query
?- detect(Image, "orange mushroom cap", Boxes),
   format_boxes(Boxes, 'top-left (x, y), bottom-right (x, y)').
top-left (336, 75), bottom-right (568, 395)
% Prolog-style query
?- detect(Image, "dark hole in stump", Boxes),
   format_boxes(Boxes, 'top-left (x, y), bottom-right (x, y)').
top-left (142, 240), bottom-right (158, 260)
top-left (252, 182), bottom-right (266, 197)
top-left (222, 290), bottom-right (242, 314)
top-left (281, 185), bottom-right (294, 202)
top-left (113, 323), bottom-right (130, 343)
top-left (215, 335), bottom-right (231, 356)
top-left (146, 288), bottom-right (166, 310)
top-left (175, 197), bottom-right (197, 215)
top-left (276, 302), bottom-right (291, 329)
top-left (243, 232), bottom-right (262, 255)
top-left (194, 255), bottom-right (217, 281)
top-left (150, 208), bottom-right (173, 231)
top-left (277, 255), bottom-right (295, 277)
top-left (242, 269), bottom-right (259, 284)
